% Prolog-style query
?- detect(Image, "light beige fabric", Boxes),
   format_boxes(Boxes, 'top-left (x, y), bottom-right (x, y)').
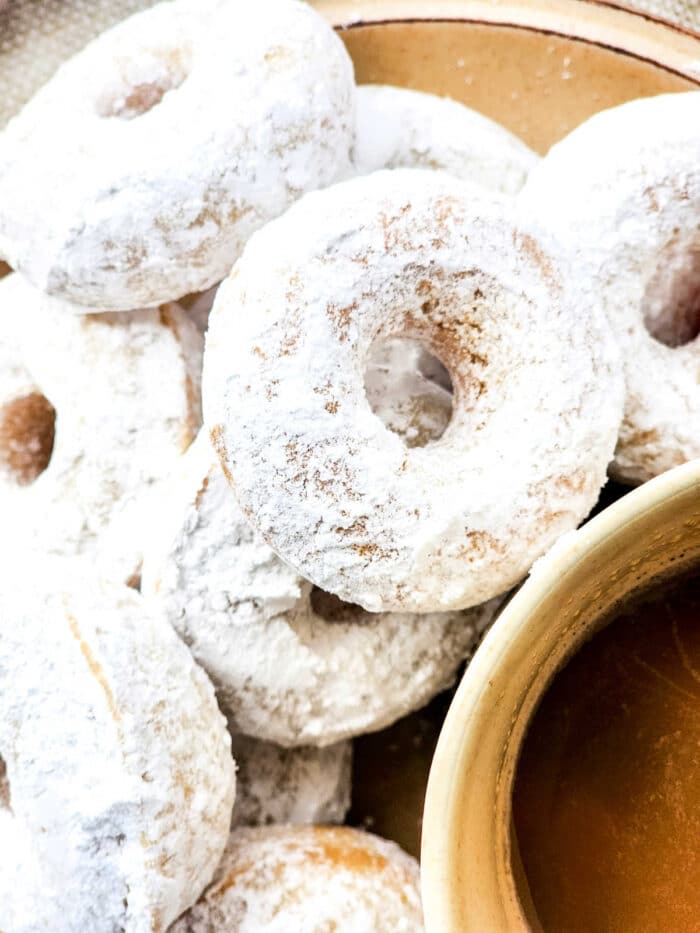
top-left (0, 0), bottom-right (157, 126)
top-left (0, 0), bottom-right (697, 127)
top-left (630, 0), bottom-right (700, 31)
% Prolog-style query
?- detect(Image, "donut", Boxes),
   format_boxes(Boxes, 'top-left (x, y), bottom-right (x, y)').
top-left (203, 169), bottom-right (624, 613)
top-left (169, 825), bottom-right (424, 932)
top-left (518, 92), bottom-right (700, 483)
top-left (354, 84), bottom-right (538, 194)
top-left (0, 273), bottom-right (202, 582)
top-left (0, 559), bottom-right (235, 932)
top-left (141, 429), bottom-right (498, 746)
top-left (0, 0), bottom-right (355, 310)
top-left (229, 732), bottom-right (352, 828)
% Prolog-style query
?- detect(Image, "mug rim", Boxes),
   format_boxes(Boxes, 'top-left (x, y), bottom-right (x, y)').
top-left (421, 457), bottom-right (700, 932)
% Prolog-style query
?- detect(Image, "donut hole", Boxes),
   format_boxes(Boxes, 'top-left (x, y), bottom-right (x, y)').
top-left (125, 572), bottom-right (142, 592)
top-left (0, 755), bottom-right (10, 810)
top-left (0, 393), bottom-right (56, 486)
top-left (310, 586), bottom-right (368, 624)
top-left (416, 348), bottom-right (453, 393)
top-left (642, 239), bottom-right (700, 348)
top-left (364, 337), bottom-right (454, 448)
top-left (96, 47), bottom-right (191, 120)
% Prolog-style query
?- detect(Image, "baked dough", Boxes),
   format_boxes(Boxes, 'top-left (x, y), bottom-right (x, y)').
top-left (0, 560), bottom-right (235, 932)
top-left (0, 273), bottom-right (202, 582)
top-left (354, 84), bottom-right (538, 194)
top-left (230, 733), bottom-right (352, 828)
top-left (519, 91), bottom-right (700, 482)
top-left (169, 825), bottom-right (424, 932)
top-left (0, 0), bottom-right (355, 310)
top-left (142, 430), bottom-right (498, 746)
top-left (204, 169), bottom-right (623, 611)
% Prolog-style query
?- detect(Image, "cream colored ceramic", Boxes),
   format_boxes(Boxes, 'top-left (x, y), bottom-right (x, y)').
top-left (422, 462), bottom-right (700, 931)
top-left (318, 0), bottom-right (700, 154)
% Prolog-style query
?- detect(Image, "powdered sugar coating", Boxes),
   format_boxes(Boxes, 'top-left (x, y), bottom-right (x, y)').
top-left (0, 274), bottom-right (202, 581)
top-left (519, 92), bottom-right (700, 483)
top-left (204, 169), bottom-right (623, 612)
top-left (0, 560), bottom-right (235, 933)
top-left (141, 431), bottom-right (498, 745)
top-left (354, 84), bottom-right (538, 195)
top-left (0, 0), bottom-right (355, 310)
top-left (170, 825), bottom-right (424, 932)
top-left (229, 732), bottom-right (352, 828)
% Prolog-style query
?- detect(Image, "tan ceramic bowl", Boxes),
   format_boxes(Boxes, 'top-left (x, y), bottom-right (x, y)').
top-left (319, 0), bottom-right (700, 155)
top-left (422, 460), bottom-right (700, 931)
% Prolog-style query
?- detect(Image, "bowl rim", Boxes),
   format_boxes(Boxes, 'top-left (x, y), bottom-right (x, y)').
top-left (318, 0), bottom-right (700, 82)
top-left (421, 457), bottom-right (700, 931)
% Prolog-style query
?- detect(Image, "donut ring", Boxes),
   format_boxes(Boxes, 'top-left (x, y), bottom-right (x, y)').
top-left (170, 826), bottom-right (423, 932)
top-left (518, 92), bottom-right (700, 483)
top-left (229, 733), bottom-right (352, 828)
top-left (204, 169), bottom-right (623, 612)
top-left (0, 561), bottom-right (235, 932)
top-left (0, 274), bottom-right (202, 581)
top-left (0, 0), bottom-right (354, 310)
top-left (142, 428), bottom-right (498, 746)
top-left (354, 84), bottom-right (538, 195)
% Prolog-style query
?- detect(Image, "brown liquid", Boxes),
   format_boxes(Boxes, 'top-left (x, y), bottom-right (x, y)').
top-left (513, 578), bottom-right (700, 933)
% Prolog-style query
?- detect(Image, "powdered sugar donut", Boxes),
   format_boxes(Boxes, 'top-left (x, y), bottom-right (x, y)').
top-left (141, 432), bottom-right (498, 746)
top-left (170, 826), bottom-right (424, 932)
top-left (354, 84), bottom-right (538, 194)
top-left (204, 169), bottom-right (623, 613)
top-left (0, 274), bottom-right (202, 580)
top-left (0, 560), bottom-right (235, 933)
top-left (230, 733), bottom-right (352, 828)
top-left (0, 0), bottom-right (354, 310)
top-left (519, 92), bottom-right (700, 483)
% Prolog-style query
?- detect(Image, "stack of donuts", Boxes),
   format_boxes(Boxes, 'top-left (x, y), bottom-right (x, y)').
top-left (0, 0), bottom-right (697, 930)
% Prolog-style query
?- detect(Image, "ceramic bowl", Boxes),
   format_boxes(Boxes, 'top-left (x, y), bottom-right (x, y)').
top-left (422, 459), bottom-right (700, 930)
top-left (320, 0), bottom-right (700, 155)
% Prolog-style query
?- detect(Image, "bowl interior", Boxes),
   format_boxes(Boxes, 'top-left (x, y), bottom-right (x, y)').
top-left (333, 2), bottom-right (699, 153)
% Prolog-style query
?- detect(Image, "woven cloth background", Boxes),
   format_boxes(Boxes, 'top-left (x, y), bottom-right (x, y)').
top-left (0, 0), bottom-right (698, 127)
top-left (633, 0), bottom-right (700, 30)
